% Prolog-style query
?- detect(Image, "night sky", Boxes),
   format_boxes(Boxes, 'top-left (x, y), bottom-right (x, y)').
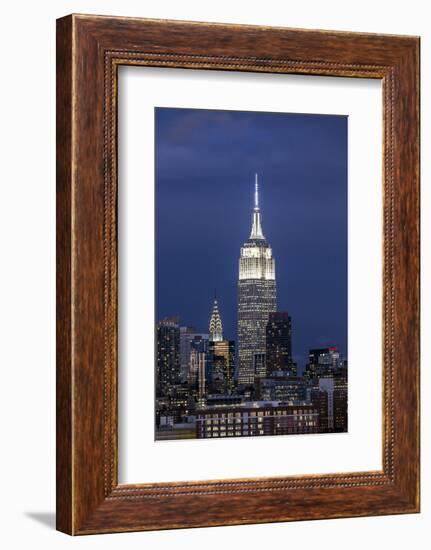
top-left (155, 107), bottom-right (347, 372)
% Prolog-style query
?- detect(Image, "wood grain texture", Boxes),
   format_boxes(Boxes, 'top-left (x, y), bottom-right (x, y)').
top-left (56, 14), bottom-right (420, 535)
top-left (56, 15), bottom-right (73, 535)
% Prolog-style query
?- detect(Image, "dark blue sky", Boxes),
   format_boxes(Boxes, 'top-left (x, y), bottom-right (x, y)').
top-left (155, 107), bottom-right (347, 370)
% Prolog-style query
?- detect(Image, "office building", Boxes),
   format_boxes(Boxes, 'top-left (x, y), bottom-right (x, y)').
top-left (266, 312), bottom-right (296, 375)
top-left (237, 175), bottom-right (277, 384)
top-left (156, 317), bottom-right (181, 398)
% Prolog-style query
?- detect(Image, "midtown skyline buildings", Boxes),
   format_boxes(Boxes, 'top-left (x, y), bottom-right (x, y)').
top-left (157, 176), bottom-right (344, 379)
top-left (157, 173), bottom-right (346, 376)
top-left (157, 174), bottom-right (345, 373)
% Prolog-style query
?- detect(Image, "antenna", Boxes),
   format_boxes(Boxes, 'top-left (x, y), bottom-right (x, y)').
top-left (255, 173), bottom-right (259, 209)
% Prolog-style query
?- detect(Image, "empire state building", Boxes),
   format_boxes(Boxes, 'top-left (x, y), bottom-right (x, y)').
top-left (237, 175), bottom-right (277, 385)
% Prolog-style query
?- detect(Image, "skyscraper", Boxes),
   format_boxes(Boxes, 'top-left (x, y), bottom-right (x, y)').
top-left (179, 326), bottom-right (195, 382)
top-left (266, 312), bottom-right (296, 376)
top-left (189, 348), bottom-right (207, 399)
top-left (209, 340), bottom-right (236, 394)
top-left (179, 326), bottom-right (209, 383)
top-left (209, 298), bottom-right (223, 342)
top-left (208, 298), bottom-right (235, 393)
top-left (156, 317), bottom-right (181, 397)
top-left (237, 175), bottom-right (277, 385)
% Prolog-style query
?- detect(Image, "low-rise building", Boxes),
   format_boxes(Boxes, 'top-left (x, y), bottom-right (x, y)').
top-left (196, 401), bottom-right (319, 438)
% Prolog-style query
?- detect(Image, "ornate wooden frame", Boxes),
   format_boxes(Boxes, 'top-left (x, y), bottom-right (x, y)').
top-left (56, 14), bottom-right (420, 535)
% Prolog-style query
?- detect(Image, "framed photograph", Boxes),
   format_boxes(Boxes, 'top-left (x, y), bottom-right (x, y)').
top-left (56, 14), bottom-right (420, 534)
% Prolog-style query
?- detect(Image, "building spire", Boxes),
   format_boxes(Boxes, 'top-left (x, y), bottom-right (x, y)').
top-left (209, 297), bottom-right (223, 342)
top-left (250, 173), bottom-right (264, 239)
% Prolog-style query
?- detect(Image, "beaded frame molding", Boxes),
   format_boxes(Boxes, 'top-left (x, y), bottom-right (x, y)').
top-left (56, 14), bottom-right (420, 535)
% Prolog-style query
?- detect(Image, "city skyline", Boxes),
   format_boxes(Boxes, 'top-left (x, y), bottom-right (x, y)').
top-left (156, 180), bottom-right (347, 374)
top-left (155, 107), bottom-right (348, 440)
top-left (156, 107), bottom-right (347, 371)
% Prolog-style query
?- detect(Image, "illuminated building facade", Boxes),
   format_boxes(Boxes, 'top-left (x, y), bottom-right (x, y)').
top-left (256, 375), bottom-right (308, 402)
top-left (265, 312), bottom-right (296, 375)
top-left (237, 175), bottom-right (277, 384)
top-left (189, 348), bottom-right (207, 399)
top-left (208, 299), bottom-right (235, 393)
top-left (156, 317), bottom-right (181, 397)
top-left (304, 346), bottom-right (342, 379)
top-left (196, 402), bottom-right (319, 438)
top-left (253, 352), bottom-right (267, 379)
top-left (187, 335), bottom-right (209, 396)
top-left (179, 326), bottom-right (209, 383)
top-left (310, 373), bottom-right (348, 433)
top-left (209, 340), bottom-right (236, 394)
top-left (209, 298), bottom-right (223, 342)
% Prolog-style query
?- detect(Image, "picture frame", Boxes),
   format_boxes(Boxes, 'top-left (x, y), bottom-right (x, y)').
top-left (56, 14), bottom-right (420, 535)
